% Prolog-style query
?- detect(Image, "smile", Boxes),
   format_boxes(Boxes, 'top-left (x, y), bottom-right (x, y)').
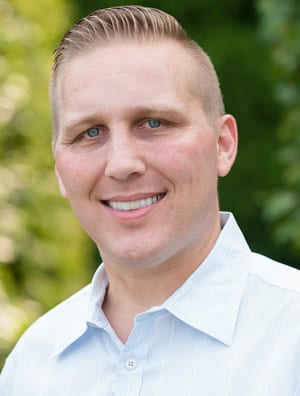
top-left (105, 193), bottom-right (165, 211)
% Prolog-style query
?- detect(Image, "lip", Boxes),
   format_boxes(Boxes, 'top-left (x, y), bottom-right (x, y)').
top-left (101, 192), bottom-right (166, 220)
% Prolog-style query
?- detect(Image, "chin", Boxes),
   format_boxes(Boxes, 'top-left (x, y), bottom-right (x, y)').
top-left (102, 244), bottom-right (166, 270)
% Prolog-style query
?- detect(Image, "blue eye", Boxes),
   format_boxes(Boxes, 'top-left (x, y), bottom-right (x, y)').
top-left (147, 119), bottom-right (161, 128)
top-left (85, 127), bottom-right (101, 138)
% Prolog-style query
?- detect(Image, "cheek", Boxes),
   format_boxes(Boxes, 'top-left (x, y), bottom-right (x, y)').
top-left (55, 153), bottom-right (102, 194)
top-left (153, 136), bottom-right (217, 183)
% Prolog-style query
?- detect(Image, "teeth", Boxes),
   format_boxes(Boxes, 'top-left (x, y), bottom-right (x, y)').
top-left (107, 194), bottom-right (164, 211)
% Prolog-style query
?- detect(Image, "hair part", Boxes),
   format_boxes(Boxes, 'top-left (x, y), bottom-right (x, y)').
top-left (50, 6), bottom-right (225, 143)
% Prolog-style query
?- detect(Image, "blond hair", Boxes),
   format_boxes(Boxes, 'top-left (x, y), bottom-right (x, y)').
top-left (50, 6), bottom-right (225, 139)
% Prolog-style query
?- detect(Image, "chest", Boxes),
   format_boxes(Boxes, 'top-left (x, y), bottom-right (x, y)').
top-left (14, 313), bottom-right (299, 396)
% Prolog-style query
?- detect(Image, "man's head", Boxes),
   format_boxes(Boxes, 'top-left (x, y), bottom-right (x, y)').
top-left (52, 6), bottom-right (237, 271)
top-left (50, 5), bottom-right (225, 143)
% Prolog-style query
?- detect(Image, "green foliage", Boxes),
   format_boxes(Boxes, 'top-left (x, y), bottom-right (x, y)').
top-left (0, 0), bottom-right (97, 369)
top-left (257, 0), bottom-right (300, 257)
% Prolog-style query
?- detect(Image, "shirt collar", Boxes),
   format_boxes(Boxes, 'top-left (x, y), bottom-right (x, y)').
top-left (162, 212), bottom-right (251, 346)
top-left (52, 212), bottom-right (250, 356)
top-left (51, 266), bottom-right (108, 358)
top-left (51, 284), bottom-right (91, 357)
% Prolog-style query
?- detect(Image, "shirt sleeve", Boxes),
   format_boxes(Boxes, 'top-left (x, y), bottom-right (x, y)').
top-left (0, 350), bottom-right (17, 396)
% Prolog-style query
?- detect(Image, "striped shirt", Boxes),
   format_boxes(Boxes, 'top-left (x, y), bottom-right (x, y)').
top-left (1, 212), bottom-right (300, 395)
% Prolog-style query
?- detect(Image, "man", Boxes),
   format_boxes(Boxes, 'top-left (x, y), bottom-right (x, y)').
top-left (0, 5), bottom-right (299, 395)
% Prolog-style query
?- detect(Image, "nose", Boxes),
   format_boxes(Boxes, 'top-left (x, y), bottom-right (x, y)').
top-left (104, 130), bottom-right (146, 181)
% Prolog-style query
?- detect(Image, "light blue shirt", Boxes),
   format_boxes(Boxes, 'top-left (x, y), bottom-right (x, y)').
top-left (1, 213), bottom-right (300, 395)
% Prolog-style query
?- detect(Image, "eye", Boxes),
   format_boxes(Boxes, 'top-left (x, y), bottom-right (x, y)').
top-left (84, 127), bottom-right (101, 138)
top-left (147, 119), bottom-right (161, 128)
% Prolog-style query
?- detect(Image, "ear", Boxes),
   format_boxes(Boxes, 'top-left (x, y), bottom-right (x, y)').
top-left (217, 114), bottom-right (238, 177)
top-left (55, 164), bottom-right (67, 198)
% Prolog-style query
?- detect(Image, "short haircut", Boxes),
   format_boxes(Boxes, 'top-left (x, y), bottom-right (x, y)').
top-left (50, 5), bottom-right (225, 140)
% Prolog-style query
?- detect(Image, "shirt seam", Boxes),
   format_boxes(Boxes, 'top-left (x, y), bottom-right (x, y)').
top-left (249, 272), bottom-right (300, 297)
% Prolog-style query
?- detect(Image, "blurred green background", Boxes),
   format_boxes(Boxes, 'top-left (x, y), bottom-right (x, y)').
top-left (0, 0), bottom-right (299, 369)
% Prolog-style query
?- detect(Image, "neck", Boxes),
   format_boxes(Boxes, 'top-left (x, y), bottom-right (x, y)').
top-left (102, 256), bottom-right (199, 344)
top-left (101, 218), bottom-right (221, 343)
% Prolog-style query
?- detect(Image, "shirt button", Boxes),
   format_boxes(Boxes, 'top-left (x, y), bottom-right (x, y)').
top-left (125, 358), bottom-right (137, 370)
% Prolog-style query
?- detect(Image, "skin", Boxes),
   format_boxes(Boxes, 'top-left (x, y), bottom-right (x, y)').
top-left (53, 40), bottom-right (237, 341)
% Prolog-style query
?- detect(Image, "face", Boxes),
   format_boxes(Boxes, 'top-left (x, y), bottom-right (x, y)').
top-left (54, 40), bottom-right (237, 271)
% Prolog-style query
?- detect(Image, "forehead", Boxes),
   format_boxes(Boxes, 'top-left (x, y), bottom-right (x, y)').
top-left (61, 39), bottom-right (199, 94)
top-left (55, 40), bottom-right (202, 130)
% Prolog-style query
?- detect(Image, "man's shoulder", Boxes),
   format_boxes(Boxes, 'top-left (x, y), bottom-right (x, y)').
top-left (0, 284), bottom-right (92, 392)
top-left (13, 284), bottom-right (91, 354)
top-left (249, 252), bottom-right (300, 296)
top-left (245, 253), bottom-right (300, 349)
